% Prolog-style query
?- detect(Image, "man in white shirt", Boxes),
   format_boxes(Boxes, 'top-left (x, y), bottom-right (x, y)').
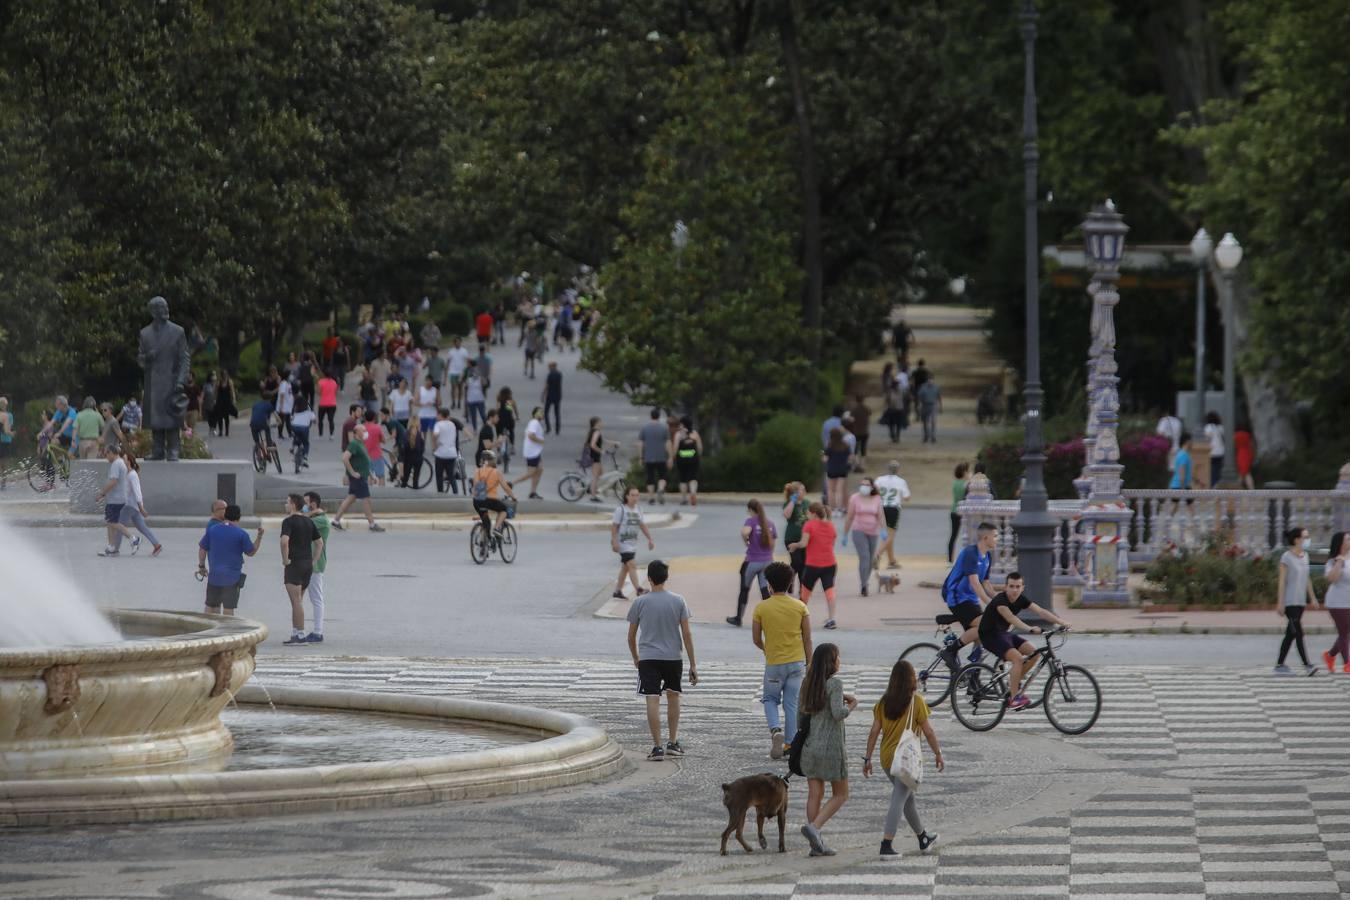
top-left (522, 406), bottom-right (546, 499)
top-left (873, 460), bottom-right (912, 570)
top-left (446, 337), bottom-right (471, 410)
top-left (94, 445), bottom-right (132, 557)
top-left (431, 407), bottom-right (461, 494)
top-left (1156, 413), bottom-right (1182, 471)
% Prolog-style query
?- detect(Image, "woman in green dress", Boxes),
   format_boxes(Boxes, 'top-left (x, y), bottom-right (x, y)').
top-left (798, 642), bottom-right (856, 856)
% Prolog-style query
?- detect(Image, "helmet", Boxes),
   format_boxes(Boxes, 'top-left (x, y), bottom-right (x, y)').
top-left (480, 450), bottom-right (497, 464)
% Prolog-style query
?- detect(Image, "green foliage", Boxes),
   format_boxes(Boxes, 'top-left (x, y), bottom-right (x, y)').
top-left (700, 414), bottom-right (823, 493)
top-left (1253, 442), bottom-right (1350, 490)
top-left (582, 52), bottom-right (814, 439)
top-left (1144, 531), bottom-right (1279, 610)
top-left (978, 431), bottom-right (1171, 499)
top-left (1175, 0), bottom-right (1350, 438)
top-left (128, 430), bottom-right (212, 461)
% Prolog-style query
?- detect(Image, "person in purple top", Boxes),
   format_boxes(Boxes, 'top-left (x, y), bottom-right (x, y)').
top-left (728, 499), bottom-right (779, 627)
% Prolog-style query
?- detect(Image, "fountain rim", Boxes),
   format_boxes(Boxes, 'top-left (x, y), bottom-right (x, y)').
top-left (0, 609), bottom-right (267, 667)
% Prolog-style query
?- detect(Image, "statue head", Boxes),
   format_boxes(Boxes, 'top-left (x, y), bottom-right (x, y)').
top-left (148, 296), bottom-right (170, 322)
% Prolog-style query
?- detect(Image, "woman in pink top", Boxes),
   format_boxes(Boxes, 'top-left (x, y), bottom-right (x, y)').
top-left (317, 374), bottom-right (340, 438)
top-left (843, 476), bottom-right (883, 596)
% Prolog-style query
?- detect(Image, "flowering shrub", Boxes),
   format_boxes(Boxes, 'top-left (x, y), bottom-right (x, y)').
top-left (977, 431), bottom-right (1172, 499)
top-left (1144, 530), bottom-right (1278, 608)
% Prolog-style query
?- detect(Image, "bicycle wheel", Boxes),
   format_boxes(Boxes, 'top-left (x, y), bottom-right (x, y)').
top-left (950, 663), bottom-right (1007, 732)
top-left (1042, 665), bottom-right (1102, 735)
top-left (469, 524), bottom-right (490, 565)
top-left (558, 473), bottom-right (586, 502)
top-left (271, 448), bottom-right (283, 474)
top-left (610, 476), bottom-right (628, 503)
top-left (25, 460), bottom-right (52, 493)
top-left (410, 457), bottom-right (433, 490)
top-left (899, 642), bottom-right (955, 706)
top-left (498, 522), bottom-right (517, 564)
top-left (252, 445), bottom-right (267, 474)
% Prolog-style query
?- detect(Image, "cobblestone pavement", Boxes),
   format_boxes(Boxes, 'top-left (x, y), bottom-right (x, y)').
top-left (3, 658), bottom-right (1350, 899)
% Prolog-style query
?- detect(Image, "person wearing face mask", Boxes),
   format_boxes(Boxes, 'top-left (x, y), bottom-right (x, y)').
top-left (843, 477), bottom-right (883, 597)
top-left (1275, 526), bottom-right (1322, 675)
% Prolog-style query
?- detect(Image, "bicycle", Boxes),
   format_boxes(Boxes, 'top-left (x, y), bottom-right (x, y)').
top-left (949, 627), bottom-right (1102, 735)
top-left (469, 504), bottom-right (517, 565)
top-left (252, 433), bottom-right (282, 474)
top-left (558, 447), bottom-right (627, 503)
top-left (898, 612), bottom-right (983, 706)
top-left (26, 443), bottom-right (71, 493)
top-left (385, 445), bottom-right (433, 489)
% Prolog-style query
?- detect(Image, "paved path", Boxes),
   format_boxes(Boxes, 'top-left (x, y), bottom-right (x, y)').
top-left (3, 657), bottom-right (1348, 898)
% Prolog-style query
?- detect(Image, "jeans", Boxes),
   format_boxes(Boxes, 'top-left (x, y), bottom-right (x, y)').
top-left (921, 405), bottom-right (937, 442)
top-left (853, 530), bottom-right (879, 588)
top-left (466, 401), bottom-right (486, 430)
top-left (762, 661), bottom-right (806, 744)
top-left (434, 456), bottom-right (459, 493)
top-left (117, 506), bottom-right (159, 549)
top-left (544, 398), bottom-right (561, 433)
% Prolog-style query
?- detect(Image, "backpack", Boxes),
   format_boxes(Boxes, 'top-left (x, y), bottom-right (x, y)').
top-left (472, 472), bottom-right (489, 501)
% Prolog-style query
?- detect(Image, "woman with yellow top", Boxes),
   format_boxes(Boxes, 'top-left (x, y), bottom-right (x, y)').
top-left (862, 659), bottom-right (943, 858)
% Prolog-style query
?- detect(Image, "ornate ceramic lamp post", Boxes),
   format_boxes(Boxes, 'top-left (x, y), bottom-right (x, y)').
top-left (1080, 201), bottom-right (1132, 605)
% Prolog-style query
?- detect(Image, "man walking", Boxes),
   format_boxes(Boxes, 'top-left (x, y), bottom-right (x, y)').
top-left (637, 408), bottom-right (670, 504)
top-left (332, 421), bottom-right (385, 532)
top-left (917, 376), bottom-right (942, 444)
top-left (94, 444), bottom-right (133, 556)
top-left (279, 493), bottom-right (324, 646)
top-left (522, 406), bottom-right (546, 499)
top-left (303, 491), bottom-right (331, 643)
top-left (542, 361), bottom-right (562, 434)
top-left (197, 505), bottom-right (263, 615)
top-left (447, 337), bottom-right (471, 409)
top-left (431, 407), bottom-right (461, 494)
top-left (753, 562), bottom-right (811, 759)
top-left (626, 560), bottom-right (699, 761)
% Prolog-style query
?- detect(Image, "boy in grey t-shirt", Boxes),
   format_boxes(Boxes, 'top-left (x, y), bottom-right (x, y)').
top-left (626, 560), bottom-right (698, 761)
top-left (94, 445), bottom-right (133, 557)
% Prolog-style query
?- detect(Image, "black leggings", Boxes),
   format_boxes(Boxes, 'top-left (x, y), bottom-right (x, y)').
top-left (435, 457), bottom-right (459, 494)
top-left (1278, 605), bottom-right (1309, 666)
top-left (787, 544), bottom-right (806, 592)
top-left (318, 406), bottom-right (336, 436)
top-left (948, 512), bottom-right (961, 562)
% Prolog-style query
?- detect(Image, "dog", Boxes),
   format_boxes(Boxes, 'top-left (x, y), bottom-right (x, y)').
top-left (876, 572), bottom-right (900, 594)
top-left (720, 773), bottom-right (789, 855)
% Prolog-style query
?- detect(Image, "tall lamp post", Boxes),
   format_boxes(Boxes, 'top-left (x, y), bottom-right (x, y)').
top-left (1011, 0), bottom-right (1056, 609)
top-left (1214, 233), bottom-right (1243, 446)
top-left (1189, 228), bottom-right (1213, 431)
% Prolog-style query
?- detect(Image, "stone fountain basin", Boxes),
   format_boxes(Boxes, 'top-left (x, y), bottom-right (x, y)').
top-left (0, 686), bottom-right (628, 827)
top-left (0, 610), bottom-right (266, 780)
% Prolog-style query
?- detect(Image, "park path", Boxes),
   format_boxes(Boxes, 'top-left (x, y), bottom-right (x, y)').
top-left (851, 303), bottom-right (1011, 507)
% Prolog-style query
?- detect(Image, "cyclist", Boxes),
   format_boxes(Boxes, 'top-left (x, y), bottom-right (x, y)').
top-left (290, 398), bottom-right (315, 471)
top-left (977, 571), bottom-right (1070, 710)
top-left (52, 395), bottom-right (76, 450)
top-left (471, 450), bottom-right (516, 539)
top-left (249, 397), bottom-right (275, 451)
top-left (937, 520), bottom-right (999, 671)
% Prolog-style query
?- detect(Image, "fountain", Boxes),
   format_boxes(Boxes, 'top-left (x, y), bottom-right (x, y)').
top-left (0, 517), bottom-right (627, 826)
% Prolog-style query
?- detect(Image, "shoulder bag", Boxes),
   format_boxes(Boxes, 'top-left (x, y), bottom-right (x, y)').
top-left (889, 701), bottom-right (923, 789)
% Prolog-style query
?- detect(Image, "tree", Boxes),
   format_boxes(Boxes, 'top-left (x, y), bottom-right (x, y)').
top-left (583, 52), bottom-right (813, 443)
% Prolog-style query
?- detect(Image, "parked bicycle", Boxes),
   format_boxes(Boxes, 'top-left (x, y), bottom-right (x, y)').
top-left (557, 448), bottom-right (627, 503)
top-left (950, 627), bottom-right (1101, 735)
top-left (469, 504), bottom-right (518, 565)
top-left (384, 446), bottom-right (433, 489)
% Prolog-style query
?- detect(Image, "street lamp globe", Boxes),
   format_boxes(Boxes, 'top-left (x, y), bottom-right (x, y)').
top-left (1189, 228), bottom-right (1213, 263)
top-left (949, 276), bottom-right (967, 297)
top-left (1215, 233), bottom-right (1243, 271)
top-left (1082, 199), bottom-right (1129, 267)
top-left (670, 220), bottom-right (690, 251)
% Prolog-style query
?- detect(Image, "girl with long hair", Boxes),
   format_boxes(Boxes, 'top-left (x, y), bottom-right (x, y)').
top-left (675, 416), bottom-right (703, 506)
top-left (1323, 532), bottom-right (1350, 672)
top-left (797, 643), bottom-right (856, 856)
top-left (585, 416), bottom-right (606, 501)
top-left (822, 427), bottom-right (852, 512)
top-left (728, 499), bottom-right (778, 626)
top-left (788, 503), bottom-right (840, 629)
top-left (401, 416), bottom-right (426, 489)
top-left (117, 450), bottom-right (163, 556)
top-left (782, 481), bottom-right (810, 593)
top-left (1276, 525), bottom-right (1322, 674)
top-left (863, 659), bottom-right (943, 858)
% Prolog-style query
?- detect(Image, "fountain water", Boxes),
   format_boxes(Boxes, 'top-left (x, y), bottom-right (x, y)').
top-left (0, 516), bottom-right (120, 649)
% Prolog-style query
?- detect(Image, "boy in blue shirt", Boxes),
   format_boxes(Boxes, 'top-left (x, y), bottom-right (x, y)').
top-left (938, 521), bottom-right (999, 669)
top-left (197, 505), bottom-right (265, 615)
top-left (1170, 432), bottom-right (1193, 490)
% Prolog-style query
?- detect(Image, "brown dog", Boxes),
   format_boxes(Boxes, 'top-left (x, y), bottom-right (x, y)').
top-left (876, 572), bottom-right (900, 594)
top-left (720, 773), bottom-right (789, 855)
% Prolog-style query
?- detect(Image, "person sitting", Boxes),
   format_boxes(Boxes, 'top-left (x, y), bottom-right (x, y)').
top-left (976, 571), bottom-right (1070, 710)
top-left (470, 450), bottom-right (516, 537)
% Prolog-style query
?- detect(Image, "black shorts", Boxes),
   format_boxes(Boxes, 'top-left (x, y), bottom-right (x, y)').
top-left (205, 582), bottom-right (241, 610)
top-left (348, 475), bottom-right (370, 499)
top-left (637, 659), bottom-right (683, 695)
top-left (284, 561), bottom-right (313, 589)
top-left (980, 632), bottom-right (1027, 658)
top-left (950, 601), bottom-right (982, 629)
top-left (619, 551), bottom-right (636, 563)
top-left (676, 461), bottom-right (699, 482)
top-left (644, 462), bottom-right (667, 485)
top-left (526, 456), bottom-right (541, 468)
top-left (801, 564), bottom-right (836, 591)
top-left (883, 506), bottom-right (900, 529)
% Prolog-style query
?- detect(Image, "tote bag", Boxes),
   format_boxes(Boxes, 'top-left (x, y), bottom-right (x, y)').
top-left (888, 701), bottom-right (923, 789)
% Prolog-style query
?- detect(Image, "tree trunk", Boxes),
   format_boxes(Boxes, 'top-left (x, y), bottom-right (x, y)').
top-left (217, 319), bottom-right (242, 375)
top-left (776, 0), bottom-right (824, 372)
top-left (1216, 273), bottom-right (1299, 459)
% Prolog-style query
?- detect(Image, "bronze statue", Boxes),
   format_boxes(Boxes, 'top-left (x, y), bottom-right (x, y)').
top-left (137, 296), bottom-right (191, 461)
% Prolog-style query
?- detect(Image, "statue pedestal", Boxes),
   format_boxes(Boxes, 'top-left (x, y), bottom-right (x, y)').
top-left (70, 460), bottom-right (255, 516)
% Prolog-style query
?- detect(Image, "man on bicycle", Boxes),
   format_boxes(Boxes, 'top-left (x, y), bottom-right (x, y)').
top-left (977, 571), bottom-right (1070, 710)
top-left (471, 450), bottom-right (515, 537)
top-left (250, 398), bottom-right (275, 449)
top-left (938, 521), bottom-right (999, 671)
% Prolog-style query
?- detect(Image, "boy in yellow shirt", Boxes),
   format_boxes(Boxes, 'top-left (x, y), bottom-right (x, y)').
top-left (752, 562), bottom-right (813, 759)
